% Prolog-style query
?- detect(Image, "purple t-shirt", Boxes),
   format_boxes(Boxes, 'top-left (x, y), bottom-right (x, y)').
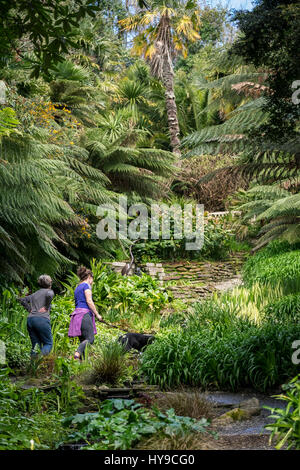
top-left (74, 282), bottom-right (91, 310)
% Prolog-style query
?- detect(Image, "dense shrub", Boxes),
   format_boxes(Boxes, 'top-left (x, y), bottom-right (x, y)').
top-left (140, 301), bottom-right (300, 392)
top-left (265, 375), bottom-right (300, 450)
top-left (133, 218), bottom-right (237, 262)
top-left (174, 155), bottom-right (247, 211)
top-left (62, 398), bottom-right (210, 450)
top-left (86, 342), bottom-right (127, 385)
top-left (264, 294), bottom-right (300, 324)
top-left (63, 260), bottom-right (169, 320)
top-left (0, 367), bottom-right (75, 449)
top-left (243, 241), bottom-right (300, 294)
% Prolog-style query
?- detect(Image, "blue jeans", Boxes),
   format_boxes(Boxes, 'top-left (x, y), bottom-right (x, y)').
top-left (27, 316), bottom-right (53, 357)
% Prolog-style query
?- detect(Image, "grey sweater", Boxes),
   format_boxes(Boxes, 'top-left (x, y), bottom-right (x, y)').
top-left (19, 289), bottom-right (54, 320)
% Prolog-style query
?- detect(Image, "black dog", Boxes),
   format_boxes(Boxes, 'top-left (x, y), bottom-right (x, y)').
top-left (118, 333), bottom-right (155, 352)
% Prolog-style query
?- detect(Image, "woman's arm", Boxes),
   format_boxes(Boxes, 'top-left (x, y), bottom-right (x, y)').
top-left (84, 289), bottom-right (103, 321)
top-left (17, 295), bottom-right (32, 313)
top-left (44, 290), bottom-right (54, 311)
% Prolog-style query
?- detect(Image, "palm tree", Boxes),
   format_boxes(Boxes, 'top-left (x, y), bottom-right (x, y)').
top-left (120, 0), bottom-right (201, 156)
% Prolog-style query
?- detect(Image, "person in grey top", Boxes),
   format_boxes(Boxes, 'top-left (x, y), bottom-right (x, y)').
top-left (18, 275), bottom-right (54, 358)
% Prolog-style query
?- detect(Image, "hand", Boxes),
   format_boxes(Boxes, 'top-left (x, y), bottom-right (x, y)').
top-left (39, 307), bottom-right (47, 313)
top-left (96, 314), bottom-right (103, 322)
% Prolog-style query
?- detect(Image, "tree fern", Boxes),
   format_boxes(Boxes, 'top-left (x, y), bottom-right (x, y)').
top-left (236, 185), bottom-right (300, 251)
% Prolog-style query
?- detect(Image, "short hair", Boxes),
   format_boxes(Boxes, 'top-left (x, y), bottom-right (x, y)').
top-left (38, 274), bottom-right (52, 289)
top-left (77, 266), bottom-right (93, 281)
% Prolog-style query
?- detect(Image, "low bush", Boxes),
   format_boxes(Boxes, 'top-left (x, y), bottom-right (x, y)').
top-left (133, 218), bottom-right (237, 263)
top-left (264, 294), bottom-right (300, 324)
top-left (140, 301), bottom-right (300, 392)
top-left (152, 391), bottom-right (215, 420)
top-left (62, 398), bottom-right (211, 450)
top-left (85, 341), bottom-right (127, 386)
top-left (243, 241), bottom-right (300, 294)
top-left (0, 368), bottom-right (74, 449)
top-left (265, 375), bottom-right (300, 450)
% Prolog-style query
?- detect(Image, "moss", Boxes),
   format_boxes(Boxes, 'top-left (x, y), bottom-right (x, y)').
top-left (223, 408), bottom-right (251, 421)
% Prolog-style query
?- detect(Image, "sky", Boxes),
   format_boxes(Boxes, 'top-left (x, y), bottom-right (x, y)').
top-left (209, 0), bottom-right (254, 10)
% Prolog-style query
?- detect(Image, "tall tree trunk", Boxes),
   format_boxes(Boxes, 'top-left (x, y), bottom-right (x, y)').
top-left (150, 13), bottom-right (181, 158)
top-left (162, 55), bottom-right (181, 157)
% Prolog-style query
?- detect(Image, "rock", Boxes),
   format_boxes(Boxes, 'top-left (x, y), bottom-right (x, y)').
top-left (212, 408), bottom-right (253, 426)
top-left (212, 399), bottom-right (261, 428)
top-left (239, 397), bottom-right (260, 416)
top-left (212, 413), bottom-right (235, 427)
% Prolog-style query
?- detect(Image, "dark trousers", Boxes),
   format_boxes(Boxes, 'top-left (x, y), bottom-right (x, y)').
top-left (77, 313), bottom-right (95, 358)
top-left (27, 316), bottom-right (53, 357)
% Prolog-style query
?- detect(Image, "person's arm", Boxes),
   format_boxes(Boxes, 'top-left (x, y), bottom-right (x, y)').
top-left (84, 289), bottom-right (102, 321)
top-left (17, 295), bottom-right (32, 313)
top-left (45, 290), bottom-right (54, 311)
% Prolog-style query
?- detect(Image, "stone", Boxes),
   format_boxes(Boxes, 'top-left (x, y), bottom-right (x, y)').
top-left (211, 414), bottom-right (235, 427)
top-left (239, 397), bottom-right (260, 416)
top-left (212, 408), bottom-right (252, 426)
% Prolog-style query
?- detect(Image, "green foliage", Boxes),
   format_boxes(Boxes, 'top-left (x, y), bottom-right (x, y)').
top-left (232, 0), bottom-right (300, 141)
top-left (236, 184), bottom-right (300, 251)
top-left (87, 341), bottom-right (127, 386)
top-left (62, 398), bottom-right (210, 450)
top-left (133, 217), bottom-right (235, 262)
top-left (0, 107), bottom-right (19, 136)
top-left (140, 299), bottom-right (300, 391)
top-left (0, 128), bottom-right (112, 282)
top-left (84, 124), bottom-right (175, 198)
top-left (63, 260), bottom-right (169, 327)
top-left (0, 368), bottom-right (73, 449)
top-left (264, 294), bottom-right (300, 324)
top-left (265, 375), bottom-right (300, 450)
top-left (243, 241), bottom-right (300, 294)
top-left (0, 0), bottom-right (98, 76)
top-left (53, 358), bottom-right (85, 413)
top-left (0, 288), bottom-right (30, 369)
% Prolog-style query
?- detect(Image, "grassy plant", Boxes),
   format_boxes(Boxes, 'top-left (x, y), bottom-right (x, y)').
top-left (152, 391), bottom-right (215, 420)
top-left (136, 432), bottom-right (218, 450)
top-left (86, 341), bottom-right (128, 386)
top-left (140, 300), bottom-right (300, 391)
top-left (265, 375), bottom-right (300, 450)
top-left (53, 358), bottom-right (84, 413)
top-left (263, 294), bottom-right (300, 324)
top-left (243, 241), bottom-right (300, 294)
top-left (0, 368), bottom-right (73, 449)
top-left (212, 282), bottom-right (283, 323)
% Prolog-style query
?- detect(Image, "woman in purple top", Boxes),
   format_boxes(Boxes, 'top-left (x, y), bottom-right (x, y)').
top-left (68, 266), bottom-right (103, 360)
